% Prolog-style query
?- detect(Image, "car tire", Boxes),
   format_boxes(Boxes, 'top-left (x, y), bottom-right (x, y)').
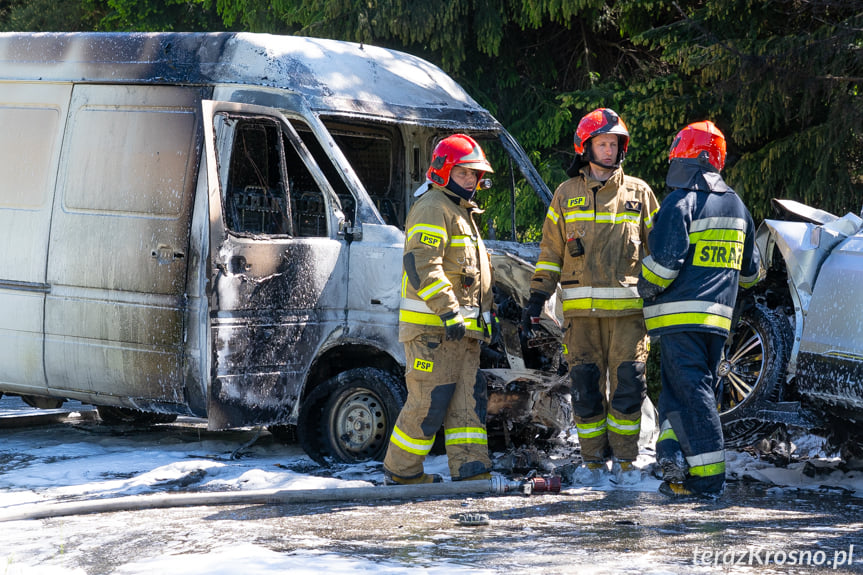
top-left (298, 368), bottom-right (406, 465)
top-left (718, 301), bottom-right (792, 448)
top-left (96, 406), bottom-right (178, 425)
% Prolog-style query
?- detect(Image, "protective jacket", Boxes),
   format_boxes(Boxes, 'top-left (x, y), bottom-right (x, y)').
top-left (638, 161), bottom-right (760, 337)
top-left (399, 184), bottom-right (494, 343)
top-left (530, 166), bottom-right (659, 317)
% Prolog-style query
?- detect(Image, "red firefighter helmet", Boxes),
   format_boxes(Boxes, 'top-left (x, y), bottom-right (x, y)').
top-left (427, 134), bottom-right (493, 186)
top-left (573, 108), bottom-right (630, 167)
top-left (669, 120), bottom-right (727, 171)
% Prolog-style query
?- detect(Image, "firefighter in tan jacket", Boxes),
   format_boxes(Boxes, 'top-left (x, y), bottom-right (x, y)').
top-left (383, 134), bottom-right (498, 485)
top-left (524, 109), bottom-right (659, 485)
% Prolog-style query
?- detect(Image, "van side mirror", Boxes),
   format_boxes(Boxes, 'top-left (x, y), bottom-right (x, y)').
top-left (338, 218), bottom-right (362, 243)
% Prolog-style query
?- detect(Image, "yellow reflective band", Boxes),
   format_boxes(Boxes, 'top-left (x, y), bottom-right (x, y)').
top-left (564, 211), bottom-right (594, 223)
top-left (567, 196), bottom-right (587, 207)
top-left (399, 310), bottom-right (484, 332)
top-left (645, 207), bottom-right (658, 230)
top-left (693, 240), bottom-right (744, 270)
top-left (644, 312), bottom-right (732, 331)
top-left (640, 263), bottom-right (674, 289)
top-left (390, 425), bottom-right (435, 456)
top-left (417, 278), bottom-right (451, 300)
top-left (642, 255), bottom-right (678, 285)
top-left (690, 216), bottom-right (745, 233)
top-left (536, 261), bottom-right (562, 273)
top-left (563, 297), bottom-right (643, 311)
top-left (444, 314), bottom-right (464, 327)
top-left (657, 428), bottom-right (678, 442)
top-left (739, 273), bottom-right (760, 289)
top-left (444, 427), bottom-right (488, 445)
top-left (576, 419), bottom-right (607, 438)
top-left (594, 211), bottom-right (640, 225)
top-left (400, 309), bottom-right (443, 327)
top-left (413, 358), bottom-right (434, 372)
top-left (689, 461), bottom-right (726, 477)
top-left (401, 273), bottom-right (408, 298)
top-left (546, 206), bottom-right (560, 224)
top-left (451, 235), bottom-right (477, 248)
top-left (562, 344), bottom-right (568, 354)
top-left (657, 422), bottom-right (678, 443)
top-left (608, 414), bottom-right (641, 435)
top-left (689, 228), bottom-right (745, 245)
top-left (688, 447), bottom-right (726, 478)
top-left (407, 223), bottom-right (447, 244)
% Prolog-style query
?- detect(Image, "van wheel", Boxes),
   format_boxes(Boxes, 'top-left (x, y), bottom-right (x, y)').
top-left (298, 368), bottom-right (406, 465)
top-left (718, 301), bottom-right (792, 448)
top-left (96, 406), bottom-right (178, 426)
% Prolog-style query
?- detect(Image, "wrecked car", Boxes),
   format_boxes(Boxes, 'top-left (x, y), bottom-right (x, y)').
top-left (718, 198), bottom-right (863, 455)
top-left (0, 32), bottom-right (570, 464)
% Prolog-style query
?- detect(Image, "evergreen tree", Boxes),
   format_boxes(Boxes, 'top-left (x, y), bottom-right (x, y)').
top-left (3, 0), bottom-right (860, 219)
top-left (638, 1), bottom-right (863, 219)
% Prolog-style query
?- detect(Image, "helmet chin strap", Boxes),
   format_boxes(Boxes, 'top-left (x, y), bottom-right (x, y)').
top-left (446, 179), bottom-right (476, 201)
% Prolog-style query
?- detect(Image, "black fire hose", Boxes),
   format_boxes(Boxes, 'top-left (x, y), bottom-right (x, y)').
top-left (0, 475), bottom-right (561, 522)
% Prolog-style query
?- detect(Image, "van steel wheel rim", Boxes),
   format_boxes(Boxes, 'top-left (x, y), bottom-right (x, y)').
top-left (334, 391), bottom-right (385, 455)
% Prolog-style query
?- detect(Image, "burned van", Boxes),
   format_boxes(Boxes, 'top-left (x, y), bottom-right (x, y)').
top-left (0, 32), bottom-right (570, 463)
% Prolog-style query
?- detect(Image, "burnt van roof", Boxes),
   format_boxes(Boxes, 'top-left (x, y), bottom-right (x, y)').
top-left (0, 32), bottom-right (497, 126)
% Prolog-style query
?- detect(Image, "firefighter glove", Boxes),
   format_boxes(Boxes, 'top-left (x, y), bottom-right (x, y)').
top-left (440, 310), bottom-right (466, 341)
top-left (521, 291), bottom-right (548, 337)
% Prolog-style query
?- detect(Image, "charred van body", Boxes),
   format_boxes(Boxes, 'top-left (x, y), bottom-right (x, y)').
top-left (0, 32), bottom-right (569, 463)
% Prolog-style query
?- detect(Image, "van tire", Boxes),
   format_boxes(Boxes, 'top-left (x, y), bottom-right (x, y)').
top-left (298, 368), bottom-right (406, 465)
top-left (96, 406), bottom-right (178, 426)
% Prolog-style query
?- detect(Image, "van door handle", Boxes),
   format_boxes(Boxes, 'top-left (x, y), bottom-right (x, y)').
top-left (152, 244), bottom-right (185, 265)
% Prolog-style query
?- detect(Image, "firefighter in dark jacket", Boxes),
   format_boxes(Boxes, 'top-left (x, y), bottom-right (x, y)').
top-left (524, 108), bottom-right (659, 485)
top-left (383, 134), bottom-right (498, 485)
top-left (638, 121), bottom-right (761, 497)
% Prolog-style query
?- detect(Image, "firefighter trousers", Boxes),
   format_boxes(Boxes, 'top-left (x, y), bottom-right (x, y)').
top-left (656, 331), bottom-right (726, 494)
top-left (383, 335), bottom-right (491, 481)
top-left (564, 314), bottom-right (648, 462)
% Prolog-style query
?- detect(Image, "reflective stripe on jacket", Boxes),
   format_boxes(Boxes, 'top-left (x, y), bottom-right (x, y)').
top-left (638, 165), bottom-right (760, 337)
top-left (530, 166), bottom-right (659, 317)
top-left (399, 185), bottom-right (494, 342)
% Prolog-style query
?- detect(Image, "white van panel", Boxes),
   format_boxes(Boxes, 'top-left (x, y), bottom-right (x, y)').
top-left (0, 82), bottom-right (71, 391)
top-left (44, 84), bottom-right (202, 404)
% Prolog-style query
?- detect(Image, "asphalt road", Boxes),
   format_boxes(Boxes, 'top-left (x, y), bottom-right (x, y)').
top-left (1, 397), bottom-right (861, 574)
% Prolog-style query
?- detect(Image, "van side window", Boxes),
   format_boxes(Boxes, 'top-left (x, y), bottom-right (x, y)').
top-left (224, 117), bottom-right (327, 237)
top-left (299, 119), bottom-right (404, 229)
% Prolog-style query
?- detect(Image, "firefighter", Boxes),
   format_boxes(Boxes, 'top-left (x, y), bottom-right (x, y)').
top-left (638, 121), bottom-right (760, 497)
top-left (524, 108), bottom-right (659, 485)
top-left (382, 134), bottom-right (499, 485)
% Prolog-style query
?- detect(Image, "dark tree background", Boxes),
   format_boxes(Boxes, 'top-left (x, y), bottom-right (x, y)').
top-left (3, 0), bottom-right (859, 223)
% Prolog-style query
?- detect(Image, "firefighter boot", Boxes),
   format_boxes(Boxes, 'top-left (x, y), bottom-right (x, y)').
top-left (570, 462), bottom-right (605, 486)
top-left (658, 454), bottom-right (688, 483)
top-left (611, 460), bottom-right (641, 485)
top-left (658, 481), bottom-right (696, 498)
